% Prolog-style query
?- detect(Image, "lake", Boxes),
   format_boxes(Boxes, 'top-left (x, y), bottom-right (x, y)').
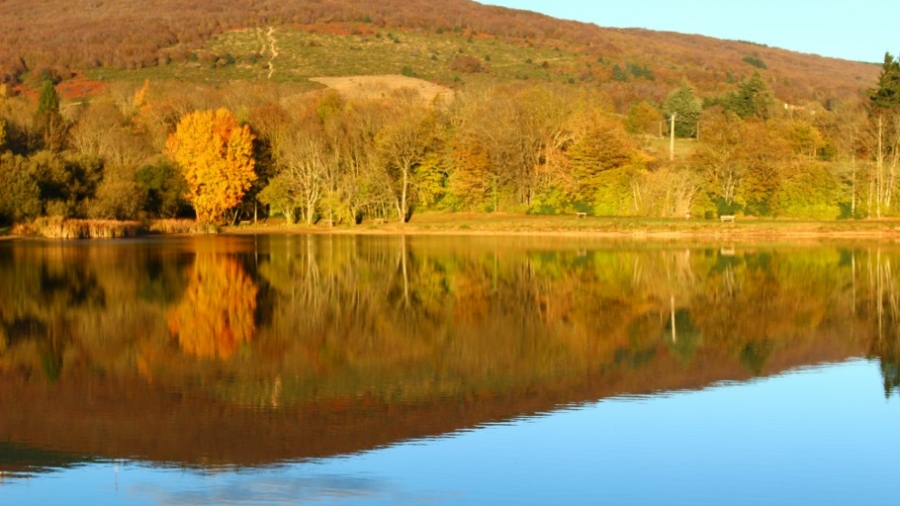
top-left (0, 234), bottom-right (898, 505)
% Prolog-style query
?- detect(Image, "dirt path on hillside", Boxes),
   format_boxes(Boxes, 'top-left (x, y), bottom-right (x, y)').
top-left (266, 26), bottom-right (278, 79)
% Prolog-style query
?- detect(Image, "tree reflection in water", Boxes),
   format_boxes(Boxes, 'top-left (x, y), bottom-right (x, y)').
top-left (167, 254), bottom-right (258, 360)
top-left (865, 250), bottom-right (900, 397)
top-left (2, 237), bottom-right (900, 468)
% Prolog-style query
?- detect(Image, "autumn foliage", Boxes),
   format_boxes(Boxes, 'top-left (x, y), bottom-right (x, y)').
top-left (167, 254), bottom-right (258, 360)
top-left (0, 1), bottom-right (896, 226)
top-left (3, 236), bottom-right (899, 467)
top-left (165, 108), bottom-right (256, 223)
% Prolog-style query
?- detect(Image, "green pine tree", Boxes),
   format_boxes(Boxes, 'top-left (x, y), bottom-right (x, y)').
top-left (663, 80), bottom-right (702, 138)
top-left (870, 52), bottom-right (900, 110)
top-left (868, 52), bottom-right (900, 217)
top-left (34, 80), bottom-right (65, 151)
top-left (37, 80), bottom-right (60, 115)
top-left (727, 72), bottom-right (774, 119)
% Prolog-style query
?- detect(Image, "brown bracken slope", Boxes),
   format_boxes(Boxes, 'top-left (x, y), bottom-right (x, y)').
top-left (0, 0), bottom-right (879, 103)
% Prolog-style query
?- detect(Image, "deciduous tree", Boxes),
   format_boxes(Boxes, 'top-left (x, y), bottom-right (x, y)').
top-left (260, 127), bottom-right (334, 224)
top-left (165, 108), bottom-right (257, 223)
top-left (822, 98), bottom-right (870, 217)
top-left (376, 103), bottom-right (439, 222)
top-left (449, 136), bottom-right (493, 210)
top-left (691, 109), bottom-right (747, 212)
top-left (868, 52), bottom-right (900, 216)
top-left (624, 100), bottom-right (662, 136)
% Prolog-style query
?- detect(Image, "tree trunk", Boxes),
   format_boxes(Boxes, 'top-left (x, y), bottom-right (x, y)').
top-left (851, 156), bottom-right (857, 217)
top-left (491, 175), bottom-right (498, 212)
top-left (878, 115), bottom-right (884, 218)
top-left (306, 198), bottom-right (315, 225)
top-left (400, 164), bottom-right (409, 222)
top-left (669, 113), bottom-right (676, 161)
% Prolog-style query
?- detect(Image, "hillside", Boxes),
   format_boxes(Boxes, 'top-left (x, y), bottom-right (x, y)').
top-left (2, 0), bottom-right (893, 227)
top-left (0, 0), bottom-right (880, 106)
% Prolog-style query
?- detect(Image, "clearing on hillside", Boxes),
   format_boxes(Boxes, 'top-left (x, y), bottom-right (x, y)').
top-left (309, 75), bottom-right (453, 104)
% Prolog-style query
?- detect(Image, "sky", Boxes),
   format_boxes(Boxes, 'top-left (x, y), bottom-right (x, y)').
top-left (478, 0), bottom-right (898, 63)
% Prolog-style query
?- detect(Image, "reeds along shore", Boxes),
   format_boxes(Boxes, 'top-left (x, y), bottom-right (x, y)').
top-left (10, 218), bottom-right (216, 239)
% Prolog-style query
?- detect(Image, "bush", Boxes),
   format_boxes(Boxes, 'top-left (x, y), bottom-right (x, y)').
top-left (743, 56), bottom-right (767, 69)
top-left (593, 168), bottom-right (638, 216)
top-left (0, 152), bottom-right (41, 225)
top-left (449, 55), bottom-right (484, 73)
top-left (87, 179), bottom-right (148, 220)
top-left (771, 162), bottom-right (840, 218)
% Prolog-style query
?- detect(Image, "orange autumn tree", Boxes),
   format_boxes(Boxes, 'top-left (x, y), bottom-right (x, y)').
top-left (165, 108), bottom-right (256, 223)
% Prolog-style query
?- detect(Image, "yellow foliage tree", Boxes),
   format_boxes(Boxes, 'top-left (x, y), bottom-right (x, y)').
top-left (165, 108), bottom-right (257, 223)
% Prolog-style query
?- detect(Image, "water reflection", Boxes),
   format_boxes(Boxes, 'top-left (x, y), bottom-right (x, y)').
top-left (167, 254), bottom-right (258, 360)
top-left (1, 236), bottom-right (899, 475)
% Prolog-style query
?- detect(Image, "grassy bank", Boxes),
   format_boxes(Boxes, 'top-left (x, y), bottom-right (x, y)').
top-left (223, 213), bottom-right (900, 243)
top-left (7, 213), bottom-right (900, 242)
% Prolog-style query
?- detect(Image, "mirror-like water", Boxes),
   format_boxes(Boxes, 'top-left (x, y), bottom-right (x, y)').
top-left (0, 235), bottom-right (897, 505)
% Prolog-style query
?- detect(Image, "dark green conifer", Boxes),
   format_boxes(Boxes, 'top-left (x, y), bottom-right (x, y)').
top-left (663, 80), bottom-right (702, 138)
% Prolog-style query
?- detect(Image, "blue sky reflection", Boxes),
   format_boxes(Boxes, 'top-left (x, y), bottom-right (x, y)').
top-left (2, 359), bottom-right (897, 505)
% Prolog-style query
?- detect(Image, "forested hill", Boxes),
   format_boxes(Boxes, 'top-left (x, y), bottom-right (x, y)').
top-left (0, 0), bottom-right (879, 103)
top-left (2, 0), bottom-right (895, 227)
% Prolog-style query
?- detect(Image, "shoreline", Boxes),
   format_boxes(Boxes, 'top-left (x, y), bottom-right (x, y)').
top-left (220, 214), bottom-right (900, 243)
top-left (5, 215), bottom-right (900, 243)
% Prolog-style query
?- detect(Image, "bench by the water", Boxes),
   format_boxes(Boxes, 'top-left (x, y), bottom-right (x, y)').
top-left (719, 215), bottom-right (735, 222)
top-left (576, 212), bottom-right (587, 218)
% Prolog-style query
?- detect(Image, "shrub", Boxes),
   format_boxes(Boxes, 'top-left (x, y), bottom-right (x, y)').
top-left (771, 162), bottom-right (840, 218)
top-left (0, 152), bottom-right (41, 225)
top-left (450, 55), bottom-right (484, 73)
top-left (743, 56), bottom-right (767, 69)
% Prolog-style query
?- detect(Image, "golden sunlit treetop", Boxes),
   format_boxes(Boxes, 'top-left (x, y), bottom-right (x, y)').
top-left (165, 108), bottom-right (257, 224)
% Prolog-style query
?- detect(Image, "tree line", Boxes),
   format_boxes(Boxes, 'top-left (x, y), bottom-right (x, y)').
top-left (2, 54), bottom-right (900, 226)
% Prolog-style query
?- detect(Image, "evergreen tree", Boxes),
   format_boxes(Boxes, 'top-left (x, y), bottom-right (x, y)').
top-left (870, 52), bottom-right (900, 110)
top-left (34, 80), bottom-right (65, 151)
top-left (663, 80), bottom-right (702, 138)
top-left (867, 52), bottom-right (900, 217)
top-left (37, 80), bottom-right (60, 115)
top-left (727, 72), bottom-right (774, 119)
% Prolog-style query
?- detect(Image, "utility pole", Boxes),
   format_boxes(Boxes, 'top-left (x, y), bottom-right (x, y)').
top-left (669, 113), bottom-right (676, 161)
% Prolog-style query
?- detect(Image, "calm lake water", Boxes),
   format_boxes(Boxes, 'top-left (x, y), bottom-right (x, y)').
top-left (1, 234), bottom-right (898, 505)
